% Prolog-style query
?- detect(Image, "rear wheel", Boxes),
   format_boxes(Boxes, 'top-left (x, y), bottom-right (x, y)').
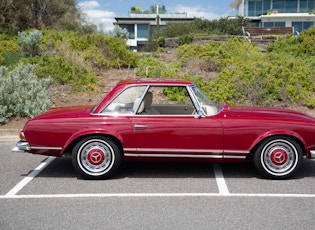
top-left (254, 136), bottom-right (303, 179)
top-left (72, 136), bottom-right (122, 179)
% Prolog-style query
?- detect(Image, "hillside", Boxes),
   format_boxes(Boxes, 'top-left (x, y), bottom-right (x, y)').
top-left (1, 28), bottom-right (315, 130)
top-left (2, 50), bottom-right (315, 131)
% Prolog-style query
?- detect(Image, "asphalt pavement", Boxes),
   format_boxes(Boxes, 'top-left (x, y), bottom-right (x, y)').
top-left (1, 141), bottom-right (315, 229)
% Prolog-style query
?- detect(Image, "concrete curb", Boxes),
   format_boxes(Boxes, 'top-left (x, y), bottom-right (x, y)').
top-left (0, 129), bottom-right (20, 142)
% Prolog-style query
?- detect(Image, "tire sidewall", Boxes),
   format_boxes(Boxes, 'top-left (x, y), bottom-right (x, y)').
top-left (254, 136), bottom-right (303, 179)
top-left (72, 136), bottom-right (121, 179)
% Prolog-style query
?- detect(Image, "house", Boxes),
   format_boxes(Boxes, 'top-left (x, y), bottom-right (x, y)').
top-left (230, 0), bottom-right (315, 34)
top-left (114, 4), bottom-right (194, 51)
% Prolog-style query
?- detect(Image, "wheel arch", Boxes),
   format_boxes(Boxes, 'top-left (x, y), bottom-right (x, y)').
top-left (61, 131), bottom-right (124, 155)
top-left (248, 132), bottom-right (306, 159)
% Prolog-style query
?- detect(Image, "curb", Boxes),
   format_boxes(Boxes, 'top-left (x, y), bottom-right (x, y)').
top-left (0, 129), bottom-right (20, 142)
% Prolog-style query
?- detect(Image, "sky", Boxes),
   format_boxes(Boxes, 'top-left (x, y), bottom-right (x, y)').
top-left (77, 0), bottom-right (237, 32)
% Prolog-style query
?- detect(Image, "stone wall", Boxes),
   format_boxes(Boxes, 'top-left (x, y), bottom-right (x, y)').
top-left (164, 35), bottom-right (274, 51)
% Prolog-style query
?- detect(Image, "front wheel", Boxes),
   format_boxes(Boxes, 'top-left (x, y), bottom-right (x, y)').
top-left (72, 136), bottom-right (122, 179)
top-left (254, 136), bottom-right (303, 179)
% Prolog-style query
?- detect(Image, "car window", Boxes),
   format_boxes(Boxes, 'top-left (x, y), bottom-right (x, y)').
top-left (191, 86), bottom-right (219, 116)
top-left (102, 85), bottom-right (147, 114)
top-left (135, 86), bottom-right (196, 115)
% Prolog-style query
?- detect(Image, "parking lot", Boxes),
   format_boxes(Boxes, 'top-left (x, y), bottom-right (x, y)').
top-left (1, 141), bottom-right (315, 229)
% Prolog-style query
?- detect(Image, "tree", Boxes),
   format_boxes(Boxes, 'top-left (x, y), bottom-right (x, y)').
top-left (0, 0), bottom-right (85, 33)
top-left (107, 25), bottom-right (129, 39)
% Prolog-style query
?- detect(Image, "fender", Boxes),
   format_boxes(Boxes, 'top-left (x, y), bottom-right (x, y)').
top-left (249, 129), bottom-right (306, 152)
top-left (61, 128), bottom-right (124, 154)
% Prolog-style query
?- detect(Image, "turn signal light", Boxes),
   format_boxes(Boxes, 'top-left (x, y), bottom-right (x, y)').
top-left (19, 132), bottom-right (26, 141)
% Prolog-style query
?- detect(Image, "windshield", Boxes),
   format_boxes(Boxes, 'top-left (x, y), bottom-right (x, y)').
top-left (191, 86), bottom-right (220, 116)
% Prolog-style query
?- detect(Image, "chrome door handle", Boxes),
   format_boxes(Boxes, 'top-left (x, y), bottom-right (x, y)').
top-left (134, 124), bottom-right (148, 130)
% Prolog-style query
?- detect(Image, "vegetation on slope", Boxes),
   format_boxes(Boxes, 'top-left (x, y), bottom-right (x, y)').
top-left (1, 6), bottom-right (315, 124)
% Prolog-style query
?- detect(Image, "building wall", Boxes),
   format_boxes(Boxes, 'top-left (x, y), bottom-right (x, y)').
top-left (115, 13), bottom-right (194, 51)
top-left (236, 0), bottom-right (315, 16)
top-left (232, 0), bottom-right (315, 32)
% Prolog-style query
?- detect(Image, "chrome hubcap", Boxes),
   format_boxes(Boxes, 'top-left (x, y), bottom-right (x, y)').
top-left (261, 139), bottom-right (297, 176)
top-left (78, 140), bottom-right (113, 175)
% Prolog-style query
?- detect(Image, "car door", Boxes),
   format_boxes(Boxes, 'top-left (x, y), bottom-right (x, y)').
top-left (131, 85), bottom-right (223, 159)
top-left (132, 115), bottom-right (223, 159)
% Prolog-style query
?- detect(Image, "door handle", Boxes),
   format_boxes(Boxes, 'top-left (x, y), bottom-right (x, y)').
top-left (134, 124), bottom-right (148, 130)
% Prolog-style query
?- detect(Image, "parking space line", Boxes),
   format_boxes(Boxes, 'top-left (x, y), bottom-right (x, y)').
top-left (2, 157), bottom-right (315, 199)
top-left (4, 157), bottom-right (55, 198)
top-left (213, 164), bottom-right (229, 195)
top-left (1, 193), bottom-right (315, 199)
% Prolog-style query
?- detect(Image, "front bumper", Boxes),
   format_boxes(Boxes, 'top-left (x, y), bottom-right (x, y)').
top-left (12, 141), bottom-right (31, 153)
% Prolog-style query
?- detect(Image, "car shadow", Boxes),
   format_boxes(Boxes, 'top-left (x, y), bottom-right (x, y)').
top-left (33, 156), bottom-right (315, 180)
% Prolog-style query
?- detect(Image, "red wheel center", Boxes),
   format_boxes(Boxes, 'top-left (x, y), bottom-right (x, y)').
top-left (87, 148), bottom-right (105, 166)
top-left (270, 148), bottom-right (288, 166)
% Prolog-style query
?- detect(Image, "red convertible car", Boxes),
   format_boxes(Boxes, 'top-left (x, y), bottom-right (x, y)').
top-left (13, 78), bottom-right (315, 179)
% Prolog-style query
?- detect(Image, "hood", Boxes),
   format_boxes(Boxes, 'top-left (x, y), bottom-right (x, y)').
top-left (32, 105), bottom-right (93, 120)
top-left (223, 105), bottom-right (315, 122)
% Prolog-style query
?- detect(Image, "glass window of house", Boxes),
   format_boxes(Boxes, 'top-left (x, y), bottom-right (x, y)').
top-left (256, 1), bottom-right (262, 14)
top-left (292, 22), bottom-right (303, 33)
top-left (273, 0), bottom-right (285, 13)
top-left (286, 0), bottom-right (298, 13)
top-left (300, 0), bottom-right (308, 12)
top-left (248, 0), bottom-right (263, 16)
top-left (308, 0), bottom-right (315, 10)
top-left (303, 21), bottom-right (314, 30)
top-left (275, 22), bottom-right (285, 27)
top-left (263, 22), bottom-right (274, 27)
top-left (120, 24), bottom-right (135, 39)
top-left (137, 24), bottom-right (149, 39)
top-left (248, 1), bottom-right (256, 16)
top-left (263, 1), bottom-right (271, 13)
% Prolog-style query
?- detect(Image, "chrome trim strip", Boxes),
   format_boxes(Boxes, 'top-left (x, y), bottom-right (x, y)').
top-left (135, 148), bottom-right (223, 154)
top-left (224, 156), bottom-right (246, 159)
top-left (125, 153), bottom-right (223, 159)
top-left (30, 146), bottom-right (62, 150)
top-left (124, 153), bottom-right (247, 159)
top-left (124, 148), bottom-right (137, 152)
top-left (310, 150), bottom-right (315, 158)
top-left (124, 148), bottom-right (249, 155)
top-left (224, 150), bottom-right (250, 154)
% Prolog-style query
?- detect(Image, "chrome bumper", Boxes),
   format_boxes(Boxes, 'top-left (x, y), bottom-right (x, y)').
top-left (12, 141), bottom-right (31, 153)
top-left (310, 150), bottom-right (315, 159)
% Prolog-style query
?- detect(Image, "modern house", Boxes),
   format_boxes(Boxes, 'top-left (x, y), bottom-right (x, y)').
top-left (114, 4), bottom-right (194, 51)
top-left (230, 0), bottom-right (315, 33)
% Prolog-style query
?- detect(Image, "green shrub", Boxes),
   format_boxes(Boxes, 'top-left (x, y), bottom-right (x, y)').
top-left (0, 64), bottom-right (53, 124)
top-left (1, 52), bottom-right (25, 67)
top-left (180, 34), bottom-right (194, 45)
top-left (135, 57), bottom-right (180, 78)
top-left (0, 34), bottom-right (19, 54)
top-left (70, 33), bottom-right (138, 68)
top-left (18, 30), bottom-right (43, 56)
top-left (175, 38), bottom-right (315, 107)
top-left (162, 22), bottom-right (198, 38)
top-left (23, 54), bottom-right (98, 92)
top-left (267, 27), bottom-right (315, 59)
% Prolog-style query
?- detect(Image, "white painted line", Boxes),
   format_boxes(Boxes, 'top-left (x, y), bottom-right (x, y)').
top-left (5, 157), bottom-right (55, 197)
top-left (1, 193), bottom-right (315, 199)
top-left (213, 164), bottom-right (230, 195)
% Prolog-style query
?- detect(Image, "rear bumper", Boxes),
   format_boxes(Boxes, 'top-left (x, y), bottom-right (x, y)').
top-left (310, 150), bottom-right (315, 159)
top-left (12, 141), bottom-right (30, 153)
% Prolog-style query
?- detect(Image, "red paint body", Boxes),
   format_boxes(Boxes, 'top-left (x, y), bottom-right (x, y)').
top-left (18, 78), bottom-right (315, 162)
